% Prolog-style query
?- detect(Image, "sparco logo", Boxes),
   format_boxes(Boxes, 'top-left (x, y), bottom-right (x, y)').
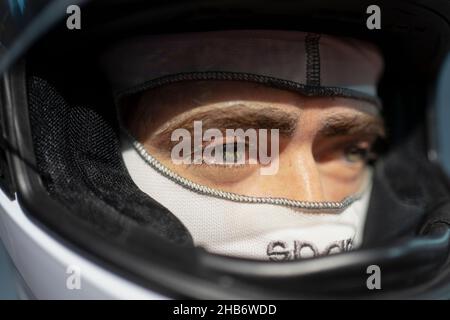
top-left (267, 239), bottom-right (353, 261)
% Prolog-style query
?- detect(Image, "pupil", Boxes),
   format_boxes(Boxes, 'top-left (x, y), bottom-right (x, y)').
top-left (346, 147), bottom-right (368, 162)
top-left (223, 143), bottom-right (240, 163)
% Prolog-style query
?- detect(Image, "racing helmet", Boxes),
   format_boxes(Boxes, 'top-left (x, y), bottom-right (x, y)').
top-left (0, 0), bottom-right (450, 299)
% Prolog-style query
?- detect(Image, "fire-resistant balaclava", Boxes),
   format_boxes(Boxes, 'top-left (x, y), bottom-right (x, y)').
top-left (103, 30), bottom-right (384, 261)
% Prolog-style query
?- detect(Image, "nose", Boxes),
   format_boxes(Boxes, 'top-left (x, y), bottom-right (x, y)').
top-left (279, 145), bottom-right (326, 202)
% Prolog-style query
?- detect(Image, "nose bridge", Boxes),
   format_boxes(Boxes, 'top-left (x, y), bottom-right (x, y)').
top-left (291, 145), bottom-right (326, 202)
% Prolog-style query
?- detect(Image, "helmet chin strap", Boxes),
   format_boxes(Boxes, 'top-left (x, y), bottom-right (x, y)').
top-left (120, 133), bottom-right (372, 261)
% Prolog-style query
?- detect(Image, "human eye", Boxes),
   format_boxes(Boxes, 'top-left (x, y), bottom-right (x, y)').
top-left (224, 142), bottom-right (244, 164)
top-left (343, 141), bottom-right (375, 164)
top-left (177, 136), bottom-right (262, 185)
top-left (203, 140), bottom-right (250, 167)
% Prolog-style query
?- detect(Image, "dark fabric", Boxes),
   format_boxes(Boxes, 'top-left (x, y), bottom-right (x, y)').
top-left (363, 129), bottom-right (450, 247)
top-left (420, 201), bottom-right (450, 234)
top-left (116, 71), bottom-right (382, 109)
top-left (27, 76), bottom-right (193, 246)
top-left (362, 164), bottom-right (424, 247)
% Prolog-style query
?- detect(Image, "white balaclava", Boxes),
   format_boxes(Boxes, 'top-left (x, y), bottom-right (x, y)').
top-left (103, 30), bottom-right (384, 261)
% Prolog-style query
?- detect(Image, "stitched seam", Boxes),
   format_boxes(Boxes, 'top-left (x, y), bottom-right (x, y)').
top-left (116, 71), bottom-right (381, 108)
top-left (305, 33), bottom-right (321, 86)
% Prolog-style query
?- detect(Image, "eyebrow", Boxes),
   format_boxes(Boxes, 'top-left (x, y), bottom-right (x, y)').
top-left (152, 104), bottom-right (298, 149)
top-left (318, 113), bottom-right (386, 138)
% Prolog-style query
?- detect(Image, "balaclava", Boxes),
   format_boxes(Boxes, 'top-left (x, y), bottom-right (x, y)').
top-left (103, 30), bottom-right (384, 261)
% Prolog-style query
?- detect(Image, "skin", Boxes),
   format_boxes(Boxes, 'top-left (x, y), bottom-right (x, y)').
top-left (123, 80), bottom-right (385, 202)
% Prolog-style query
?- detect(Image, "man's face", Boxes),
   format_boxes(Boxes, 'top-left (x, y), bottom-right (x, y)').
top-left (124, 81), bottom-right (384, 202)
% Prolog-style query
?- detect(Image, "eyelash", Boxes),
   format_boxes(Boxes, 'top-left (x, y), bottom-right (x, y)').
top-left (181, 141), bottom-right (253, 170)
top-left (183, 138), bottom-right (380, 168)
top-left (202, 141), bottom-right (251, 167)
top-left (342, 142), bottom-right (377, 164)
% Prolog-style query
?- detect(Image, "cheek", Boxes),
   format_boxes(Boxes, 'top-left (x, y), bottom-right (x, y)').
top-left (180, 165), bottom-right (258, 186)
top-left (317, 160), bottom-right (367, 199)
